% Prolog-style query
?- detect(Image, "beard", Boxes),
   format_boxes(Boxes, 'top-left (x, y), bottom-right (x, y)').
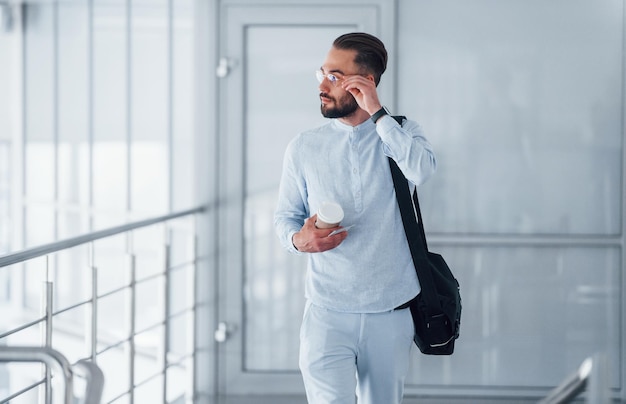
top-left (320, 92), bottom-right (359, 119)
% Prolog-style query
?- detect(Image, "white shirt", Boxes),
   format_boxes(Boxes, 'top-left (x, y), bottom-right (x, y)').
top-left (274, 115), bottom-right (437, 313)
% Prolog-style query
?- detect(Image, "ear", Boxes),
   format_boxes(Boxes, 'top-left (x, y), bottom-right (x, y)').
top-left (364, 74), bottom-right (379, 87)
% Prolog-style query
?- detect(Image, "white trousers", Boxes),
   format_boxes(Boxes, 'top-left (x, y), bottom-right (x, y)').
top-left (299, 301), bottom-right (414, 404)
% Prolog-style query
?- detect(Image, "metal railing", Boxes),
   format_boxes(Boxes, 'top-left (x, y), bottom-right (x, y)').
top-left (0, 346), bottom-right (103, 404)
top-left (539, 354), bottom-right (610, 404)
top-left (0, 205), bottom-right (206, 403)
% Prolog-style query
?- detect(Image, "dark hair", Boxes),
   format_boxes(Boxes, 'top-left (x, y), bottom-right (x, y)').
top-left (333, 32), bottom-right (387, 86)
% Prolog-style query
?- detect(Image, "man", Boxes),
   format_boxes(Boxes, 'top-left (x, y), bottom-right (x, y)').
top-left (274, 32), bottom-right (436, 403)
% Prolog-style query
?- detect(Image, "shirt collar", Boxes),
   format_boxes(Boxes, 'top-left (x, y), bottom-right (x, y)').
top-left (332, 117), bottom-right (375, 132)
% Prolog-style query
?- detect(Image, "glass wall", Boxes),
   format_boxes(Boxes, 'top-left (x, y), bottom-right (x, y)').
top-left (0, 3), bottom-right (18, 258)
top-left (20, 0), bottom-right (195, 246)
top-left (1, 0), bottom-right (196, 402)
top-left (19, 0), bottom-right (195, 301)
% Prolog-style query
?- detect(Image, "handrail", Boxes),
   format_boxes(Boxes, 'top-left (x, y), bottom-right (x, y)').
top-left (538, 354), bottom-right (610, 404)
top-left (0, 205), bottom-right (204, 402)
top-left (73, 359), bottom-right (105, 404)
top-left (0, 205), bottom-right (206, 268)
top-left (0, 346), bottom-right (74, 404)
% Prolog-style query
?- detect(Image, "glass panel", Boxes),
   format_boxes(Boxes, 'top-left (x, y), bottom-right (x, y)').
top-left (25, 205), bottom-right (55, 248)
top-left (55, 244), bottom-right (90, 310)
top-left (0, 142), bottom-right (9, 255)
top-left (0, 22), bottom-right (10, 255)
top-left (133, 225), bottom-right (164, 280)
top-left (170, 221), bottom-right (194, 267)
top-left (93, 2), bottom-right (127, 211)
top-left (97, 289), bottom-right (128, 342)
top-left (52, 305), bottom-right (88, 363)
top-left (92, 212), bottom-right (126, 232)
top-left (130, 2), bottom-right (168, 213)
top-left (0, 31), bottom-right (15, 143)
top-left (243, 26), bottom-right (348, 371)
top-left (58, 3), bottom-right (89, 206)
top-left (57, 211), bottom-right (89, 240)
top-left (93, 233), bottom-right (128, 295)
top-left (25, 142), bottom-right (54, 202)
top-left (58, 142), bottom-right (90, 208)
top-left (130, 141), bottom-right (168, 213)
top-left (135, 276), bottom-right (162, 331)
top-left (24, 4), bottom-right (55, 201)
top-left (0, 363), bottom-right (42, 404)
top-left (4, 321), bottom-right (40, 348)
top-left (93, 234), bottom-right (131, 345)
top-left (166, 358), bottom-right (191, 402)
top-left (406, 245), bottom-right (621, 389)
top-left (169, 265), bottom-right (192, 315)
top-left (172, 0), bottom-right (194, 211)
top-left (98, 341), bottom-right (130, 403)
top-left (134, 325), bottom-right (163, 386)
top-left (133, 373), bottom-right (163, 403)
top-left (0, 263), bottom-right (37, 330)
top-left (168, 310), bottom-right (192, 356)
top-left (0, 256), bottom-right (12, 303)
top-left (399, 0), bottom-right (623, 235)
top-left (93, 140), bottom-right (128, 211)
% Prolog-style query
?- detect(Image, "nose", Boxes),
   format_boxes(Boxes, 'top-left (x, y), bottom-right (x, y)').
top-left (318, 79), bottom-right (331, 92)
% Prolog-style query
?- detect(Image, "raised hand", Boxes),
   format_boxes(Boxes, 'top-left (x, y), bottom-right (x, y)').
top-left (341, 75), bottom-right (382, 116)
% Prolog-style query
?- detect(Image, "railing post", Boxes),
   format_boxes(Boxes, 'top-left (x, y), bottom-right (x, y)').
top-left (40, 256), bottom-right (53, 404)
top-left (87, 242), bottom-right (98, 362)
top-left (126, 232), bottom-right (136, 404)
top-left (188, 232), bottom-right (198, 404)
top-left (162, 225), bottom-right (172, 402)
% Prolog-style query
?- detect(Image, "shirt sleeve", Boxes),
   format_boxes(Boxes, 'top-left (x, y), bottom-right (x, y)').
top-left (274, 138), bottom-right (309, 255)
top-left (375, 114), bottom-right (437, 186)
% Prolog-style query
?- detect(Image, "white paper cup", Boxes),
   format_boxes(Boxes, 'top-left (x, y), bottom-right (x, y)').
top-left (315, 201), bottom-right (344, 229)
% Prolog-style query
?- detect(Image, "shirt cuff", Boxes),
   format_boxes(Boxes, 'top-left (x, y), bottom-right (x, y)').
top-left (288, 230), bottom-right (304, 255)
top-left (375, 114), bottom-right (400, 134)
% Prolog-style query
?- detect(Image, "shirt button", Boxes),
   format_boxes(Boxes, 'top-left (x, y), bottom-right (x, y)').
top-left (353, 168), bottom-right (357, 174)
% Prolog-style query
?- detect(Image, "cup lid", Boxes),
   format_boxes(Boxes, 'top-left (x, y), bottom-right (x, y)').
top-left (317, 201), bottom-right (344, 224)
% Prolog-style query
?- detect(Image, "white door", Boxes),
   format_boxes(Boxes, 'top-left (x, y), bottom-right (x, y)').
top-left (216, 0), bottom-right (395, 395)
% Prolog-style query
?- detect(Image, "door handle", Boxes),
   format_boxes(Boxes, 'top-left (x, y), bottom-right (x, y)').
top-left (216, 58), bottom-right (237, 78)
top-left (214, 321), bottom-right (234, 343)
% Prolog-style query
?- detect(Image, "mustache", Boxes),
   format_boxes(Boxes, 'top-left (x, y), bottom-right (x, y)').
top-left (320, 92), bottom-right (333, 101)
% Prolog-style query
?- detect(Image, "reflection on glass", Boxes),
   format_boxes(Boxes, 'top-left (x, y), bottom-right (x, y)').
top-left (407, 245), bottom-right (620, 389)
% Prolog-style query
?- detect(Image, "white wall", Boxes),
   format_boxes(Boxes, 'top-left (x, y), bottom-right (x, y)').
top-left (396, 0), bottom-right (624, 396)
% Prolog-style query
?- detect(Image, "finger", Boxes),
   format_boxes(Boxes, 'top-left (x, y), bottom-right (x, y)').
top-left (317, 232), bottom-right (347, 251)
top-left (305, 214), bottom-right (318, 228)
top-left (343, 75), bottom-right (374, 87)
top-left (342, 80), bottom-right (366, 92)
